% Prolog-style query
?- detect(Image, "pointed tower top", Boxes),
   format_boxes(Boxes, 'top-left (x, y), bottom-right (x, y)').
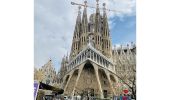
top-left (78, 5), bottom-right (81, 14)
top-left (49, 58), bottom-right (52, 62)
top-left (96, 0), bottom-right (99, 5)
top-left (96, 0), bottom-right (99, 13)
top-left (103, 3), bottom-right (107, 17)
top-left (84, 0), bottom-right (87, 7)
top-left (103, 3), bottom-right (106, 11)
top-left (103, 2), bottom-right (106, 6)
top-left (81, 0), bottom-right (88, 34)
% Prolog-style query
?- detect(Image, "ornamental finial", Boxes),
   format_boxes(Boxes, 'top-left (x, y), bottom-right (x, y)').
top-left (103, 3), bottom-right (106, 11)
top-left (78, 6), bottom-right (81, 14)
top-left (96, 0), bottom-right (99, 5)
top-left (78, 5), bottom-right (81, 10)
top-left (84, 0), bottom-right (87, 7)
top-left (103, 3), bottom-right (106, 7)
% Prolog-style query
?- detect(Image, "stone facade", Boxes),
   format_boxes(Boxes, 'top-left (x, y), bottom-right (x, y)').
top-left (34, 60), bottom-right (57, 86)
top-left (56, 1), bottom-right (136, 99)
top-left (34, 60), bottom-right (60, 96)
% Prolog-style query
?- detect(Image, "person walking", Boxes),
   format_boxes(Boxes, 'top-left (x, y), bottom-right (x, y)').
top-left (123, 94), bottom-right (128, 100)
top-left (119, 94), bottom-right (123, 100)
top-left (113, 95), bottom-right (118, 100)
top-left (127, 94), bottom-right (131, 100)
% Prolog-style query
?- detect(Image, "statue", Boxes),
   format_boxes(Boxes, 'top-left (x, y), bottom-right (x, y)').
top-left (87, 33), bottom-right (95, 47)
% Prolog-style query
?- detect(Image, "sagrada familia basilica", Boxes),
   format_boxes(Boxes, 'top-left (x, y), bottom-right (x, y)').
top-left (55, 0), bottom-right (136, 99)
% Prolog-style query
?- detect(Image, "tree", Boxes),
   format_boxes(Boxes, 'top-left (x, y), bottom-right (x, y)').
top-left (112, 44), bottom-right (136, 99)
top-left (114, 67), bottom-right (136, 99)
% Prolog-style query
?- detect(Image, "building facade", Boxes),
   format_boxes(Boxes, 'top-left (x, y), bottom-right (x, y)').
top-left (56, 1), bottom-right (136, 99)
top-left (34, 60), bottom-right (57, 85)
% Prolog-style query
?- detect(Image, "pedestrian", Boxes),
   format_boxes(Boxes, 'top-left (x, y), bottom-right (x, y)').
top-left (119, 94), bottom-right (123, 100)
top-left (127, 94), bottom-right (131, 100)
top-left (113, 95), bottom-right (118, 100)
top-left (123, 94), bottom-right (128, 100)
top-left (87, 96), bottom-right (89, 100)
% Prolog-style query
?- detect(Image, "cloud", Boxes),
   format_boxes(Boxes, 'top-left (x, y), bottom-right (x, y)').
top-left (34, 0), bottom-right (136, 71)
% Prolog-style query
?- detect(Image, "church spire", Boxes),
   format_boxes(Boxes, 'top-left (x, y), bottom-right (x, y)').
top-left (81, 0), bottom-right (88, 34)
top-left (95, 0), bottom-right (101, 33)
top-left (73, 5), bottom-right (81, 37)
top-left (94, 0), bottom-right (102, 52)
top-left (79, 1), bottom-right (88, 52)
top-left (96, 0), bottom-right (100, 14)
top-left (102, 3), bottom-right (112, 58)
top-left (70, 6), bottom-right (82, 60)
top-left (102, 3), bottom-right (109, 37)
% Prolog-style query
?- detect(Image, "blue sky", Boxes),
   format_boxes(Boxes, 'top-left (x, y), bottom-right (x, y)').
top-left (110, 15), bottom-right (136, 44)
top-left (34, 0), bottom-right (136, 72)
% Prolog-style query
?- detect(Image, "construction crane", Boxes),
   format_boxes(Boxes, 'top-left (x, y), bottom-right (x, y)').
top-left (71, 0), bottom-right (123, 13)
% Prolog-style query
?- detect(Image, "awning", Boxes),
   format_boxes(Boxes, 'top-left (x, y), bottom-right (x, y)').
top-left (39, 82), bottom-right (64, 94)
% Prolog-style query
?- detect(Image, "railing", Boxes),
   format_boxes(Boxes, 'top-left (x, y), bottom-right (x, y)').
top-left (66, 46), bottom-right (115, 73)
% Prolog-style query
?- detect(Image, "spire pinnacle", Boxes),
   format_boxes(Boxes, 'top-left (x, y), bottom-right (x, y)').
top-left (103, 2), bottom-right (106, 7)
top-left (96, 0), bottom-right (99, 5)
top-left (84, 0), bottom-right (87, 8)
top-left (96, 0), bottom-right (99, 10)
top-left (78, 6), bottom-right (81, 14)
top-left (103, 3), bottom-right (107, 17)
top-left (81, 0), bottom-right (88, 34)
top-left (103, 3), bottom-right (106, 12)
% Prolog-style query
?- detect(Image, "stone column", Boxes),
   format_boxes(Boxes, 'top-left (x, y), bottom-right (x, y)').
top-left (101, 58), bottom-right (103, 65)
top-left (64, 71), bottom-right (74, 93)
top-left (93, 64), bottom-right (104, 98)
top-left (83, 53), bottom-right (84, 61)
top-left (103, 60), bottom-right (105, 67)
top-left (93, 51), bottom-right (94, 60)
top-left (90, 50), bottom-right (91, 59)
top-left (104, 70), bottom-right (116, 96)
top-left (71, 63), bottom-right (84, 96)
top-left (94, 53), bottom-right (96, 61)
top-left (81, 54), bottom-right (83, 61)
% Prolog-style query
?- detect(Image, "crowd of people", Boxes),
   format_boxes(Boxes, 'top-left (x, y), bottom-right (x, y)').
top-left (41, 94), bottom-right (134, 100)
top-left (113, 94), bottom-right (133, 100)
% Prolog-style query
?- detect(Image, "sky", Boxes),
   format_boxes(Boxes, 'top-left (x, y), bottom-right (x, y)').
top-left (34, 0), bottom-right (136, 72)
